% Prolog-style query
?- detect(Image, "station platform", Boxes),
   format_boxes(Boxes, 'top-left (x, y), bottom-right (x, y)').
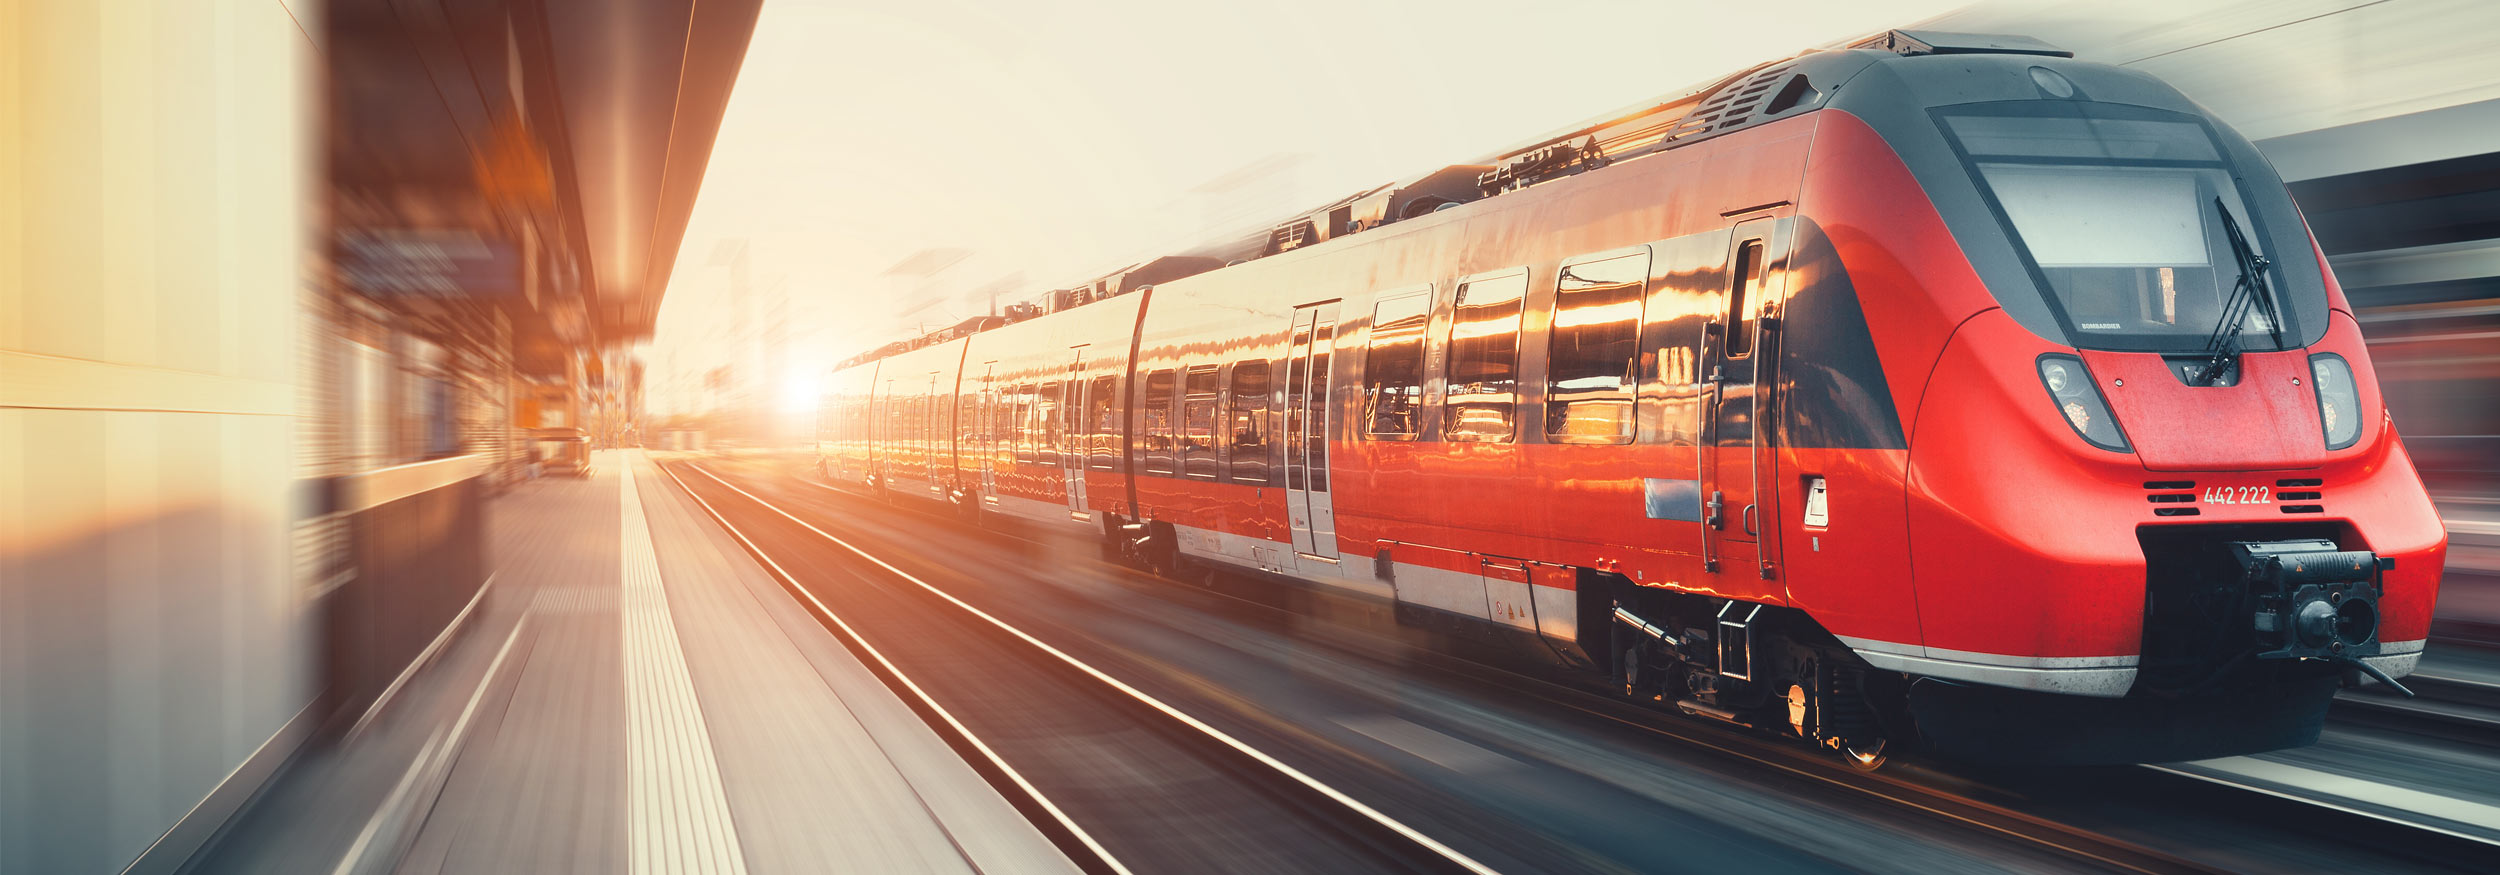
top-left (191, 451), bottom-right (1076, 874)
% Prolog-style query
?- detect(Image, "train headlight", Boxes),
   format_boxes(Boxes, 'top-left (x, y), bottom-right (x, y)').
top-left (2043, 360), bottom-right (2073, 394)
top-left (2309, 353), bottom-right (2361, 450)
top-left (2036, 354), bottom-right (2130, 452)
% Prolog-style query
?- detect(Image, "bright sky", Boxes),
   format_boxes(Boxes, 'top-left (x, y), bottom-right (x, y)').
top-left (649, 0), bottom-right (1972, 419)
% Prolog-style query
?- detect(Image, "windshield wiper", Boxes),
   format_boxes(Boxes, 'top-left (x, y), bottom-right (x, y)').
top-left (2196, 197), bottom-right (2281, 386)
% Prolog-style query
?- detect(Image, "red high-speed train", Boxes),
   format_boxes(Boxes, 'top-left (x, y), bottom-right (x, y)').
top-left (816, 31), bottom-right (2446, 766)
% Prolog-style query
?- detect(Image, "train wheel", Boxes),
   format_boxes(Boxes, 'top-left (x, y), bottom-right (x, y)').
top-left (1840, 738), bottom-right (1889, 771)
top-left (1148, 533), bottom-right (1180, 579)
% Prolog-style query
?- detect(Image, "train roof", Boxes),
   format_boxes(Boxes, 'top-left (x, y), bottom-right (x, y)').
top-left (838, 29), bottom-right (2068, 372)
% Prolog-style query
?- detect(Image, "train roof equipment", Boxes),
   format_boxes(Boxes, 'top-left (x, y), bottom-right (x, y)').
top-left (840, 29), bottom-right (2071, 368)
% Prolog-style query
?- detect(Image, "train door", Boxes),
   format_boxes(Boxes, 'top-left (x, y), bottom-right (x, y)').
top-left (1284, 302), bottom-right (1342, 561)
top-left (874, 378), bottom-right (895, 489)
top-left (974, 364), bottom-right (997, 500)
top-left (924, 373), bottom-right (944, 495)
top-left (1699, 218), bottom-right (1789, 579)
top-left (1062, 348), bottom-right (1090, 517)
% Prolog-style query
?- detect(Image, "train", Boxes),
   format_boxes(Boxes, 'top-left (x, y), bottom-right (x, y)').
top-left (814, 30), bottom-right (2448, 767)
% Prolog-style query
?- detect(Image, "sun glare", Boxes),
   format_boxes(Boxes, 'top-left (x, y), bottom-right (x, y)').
top-left (778, 365), bottom-right (821, 415)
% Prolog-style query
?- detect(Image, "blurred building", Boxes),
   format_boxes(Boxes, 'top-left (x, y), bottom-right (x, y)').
top-left (641, 237), bottom-right (801, 444)
top-left (0, 1), bottom-right (759, 872)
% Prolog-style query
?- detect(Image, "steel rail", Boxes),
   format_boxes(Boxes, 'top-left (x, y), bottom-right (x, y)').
top-left (2143, 764), bottom-right (2500, 849)
top-left (653, 461), bottom-right (1136, 875)
top-left (749, 460), bottom-right (2219, 873)
top-left (668, 459), bottom-right (1502, 875)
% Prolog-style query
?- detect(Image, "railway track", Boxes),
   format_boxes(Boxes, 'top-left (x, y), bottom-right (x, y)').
top-left (2140, 665), bottom-right (2500, 848)
top-left (658, 459), bottom-right (1499, 874)
top-left (2332, 665), bottom-right (2500, 739)
top-left (665, 455), bottom-right (2500, 873)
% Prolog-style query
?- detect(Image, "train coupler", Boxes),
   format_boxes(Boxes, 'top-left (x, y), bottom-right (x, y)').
top-left (2229, 539), bottom-right (2413, 697)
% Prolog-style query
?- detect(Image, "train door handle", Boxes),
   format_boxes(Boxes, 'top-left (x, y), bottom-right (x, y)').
top-left (1705, 490), bottom-right (1725, 528)
top-left (1743, 503), bottom-right (1758, 536)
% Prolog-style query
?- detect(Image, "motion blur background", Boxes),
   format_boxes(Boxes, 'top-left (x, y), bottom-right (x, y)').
top-left (3, 0), bottom-right (2496, 871)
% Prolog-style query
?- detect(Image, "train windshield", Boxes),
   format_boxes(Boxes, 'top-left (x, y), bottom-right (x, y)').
top-left (1937, 102), bottom-right (2300, 352)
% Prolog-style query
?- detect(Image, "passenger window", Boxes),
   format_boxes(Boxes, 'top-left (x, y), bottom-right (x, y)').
top-left (1142, 369), bottom-right (1177, 475)
top-left (1228, 361), bottom-right (1271, 484)
top-left (1182, 366), bottom-right (1220, 479)
top-left (1060, 378), bottom-right (1084, 454)
top-left (1726, 241), bottom-right (1763, 358)
top-left (1446, 270), bottom-right (1528, 442)
top-left (1012, 384), bottom-right (1036, 464)
top-left (1087, 375), bottom-right (1118, 470)
top-left (1285, 316), bottom-right (1336, 492)
top-left (990, 384), bottom-right (1014, 454)
top-left (1548, 250), bottom-right (1649, 443)
top-left (1362, 289), bottom-right (1431, 439)
top-left (1036, 381), bottom-right (1062, 463)
top-left (1286, 328), bottom-right (1311, 490)
top-left (1306, 317), bottom-right (1335, 491)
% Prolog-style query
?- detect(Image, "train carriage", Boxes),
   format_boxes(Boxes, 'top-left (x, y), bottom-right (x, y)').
top-left (819, 30), bottom-right (2448, 766)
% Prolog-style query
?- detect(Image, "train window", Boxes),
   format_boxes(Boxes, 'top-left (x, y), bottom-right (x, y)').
top-left (1446, 270), bottom-right (1528, 442)
top-left (1548, 250), bottom-right (1649, 443)
top-left (1142, 369), bottom-right (1177, 475)
top-left (1287, 327), bottom-right (1311, 489)
top-left (1182, 366), bottom-right (1221, 479)
top-left (985, 387), bottom-right (1005, 462)
top-left (1229, 361), bottom-right (1271, 484)
top-left (1036, 381), bottom-right (1062, 464)
top-left (1725, 242), bottom-right (1763, 358)
top-left (1362, 289), bottom-right (1432, 439)
top-left (1068, 378), bottom-right (1092, 455)
top-left (1087, 375), bottom-right (1119, 470)
top-left (1936, 103), bottom-right (2311, 353)
top-left (890, 380), bottom-right (910, 445)
top-left (1013, 384), bottom-right (1036, 464)
top-left (1061, 378), bottom-right (1085, 450)
top-left (1308, 320), bottom-right (1332, 491)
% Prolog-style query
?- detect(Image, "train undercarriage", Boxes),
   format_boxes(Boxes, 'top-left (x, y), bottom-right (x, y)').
top-left (1596, 582), bottom-right (1908, 769)
top-left (1087, 504), bottom-right (2411, 768)
top-left (1588, 524), bottom-right (2404, 768)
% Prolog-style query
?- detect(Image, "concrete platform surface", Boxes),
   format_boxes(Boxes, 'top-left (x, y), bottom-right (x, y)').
top-left (188, 450), bottom-right (1075, 874)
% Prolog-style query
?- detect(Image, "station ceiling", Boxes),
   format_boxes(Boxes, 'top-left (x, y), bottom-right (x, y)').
top-left (541, 0), bottom-right (763, 342)
top-left (329, 0), bottom-right (763, 349)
